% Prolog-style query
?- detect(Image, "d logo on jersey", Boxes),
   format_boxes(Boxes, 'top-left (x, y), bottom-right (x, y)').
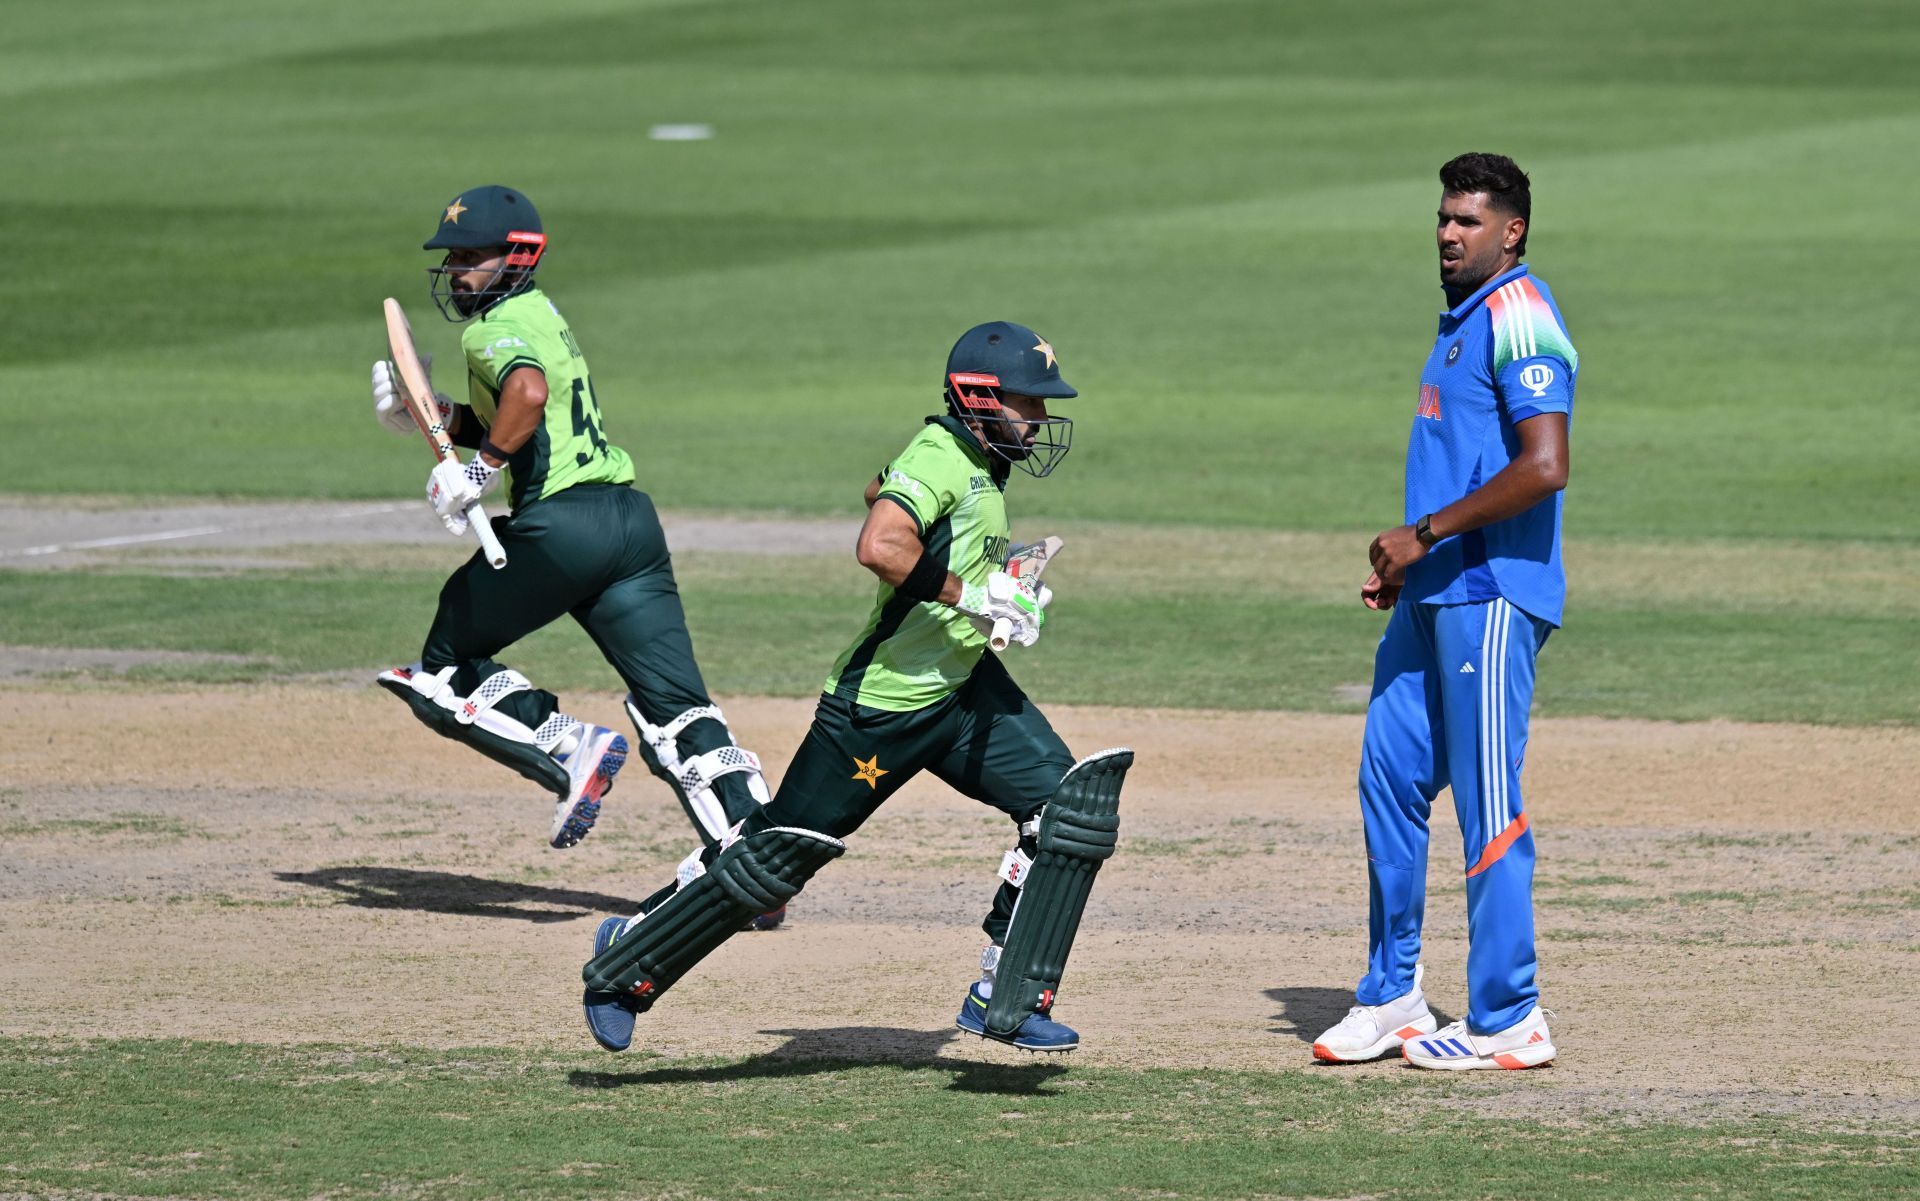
top-left (1518, 363), bottom-right (1555, 398)
top-left (1416, 383), bottom-right (1442, 421)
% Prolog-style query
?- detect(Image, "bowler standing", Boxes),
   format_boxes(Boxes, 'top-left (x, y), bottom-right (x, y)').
top-left (1314, 153), bottom-right (1577, 1070)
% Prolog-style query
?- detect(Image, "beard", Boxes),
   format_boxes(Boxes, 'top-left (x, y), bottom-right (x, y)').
top-left (1442, 260), bottom-right (1491, 296)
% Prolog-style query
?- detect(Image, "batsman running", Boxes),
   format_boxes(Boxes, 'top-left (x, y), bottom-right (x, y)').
top-left (369, 185), bottom-right (774, 866)
top-left (578, 322), bottom-right (1132, 1054)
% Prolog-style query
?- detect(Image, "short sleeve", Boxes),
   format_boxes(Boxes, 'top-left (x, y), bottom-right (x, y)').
top-left (1488, 277), bottom-right (1577, 425)
top-left (461, 317), bottom-right (545, 396)
top-left (1499, 354), bottom-right (1573, 423)
top-left (874, 433), bottom-right (961, 535)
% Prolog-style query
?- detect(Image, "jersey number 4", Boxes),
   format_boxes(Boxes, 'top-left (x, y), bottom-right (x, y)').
top-left (570, 378), bottom-right (611, 466)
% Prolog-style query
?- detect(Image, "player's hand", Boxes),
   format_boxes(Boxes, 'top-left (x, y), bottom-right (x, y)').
top-left (372, 355), bottom-right (452, 437)
top-left (1361, 571), bottom-right (1401, 611)
top-left (957, 571), bottom-right (1046, 647)
top-left (426, 455), bottom-right (501, 536)
top-left (1368, 524), bottom-right (1427, 586)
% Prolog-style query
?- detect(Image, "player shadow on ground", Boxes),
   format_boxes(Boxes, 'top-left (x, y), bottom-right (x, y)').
top-left (1266, 986), bottom-right (1457, 1052)
top-left (273, 866), bottom-right (639, 923)
top-left (567, 1026), bottom-right (1070, 1096)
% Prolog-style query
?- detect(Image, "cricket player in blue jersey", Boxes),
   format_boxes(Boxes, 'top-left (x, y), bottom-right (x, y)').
top-left (1314, 153), bottom-right (1576, 1070)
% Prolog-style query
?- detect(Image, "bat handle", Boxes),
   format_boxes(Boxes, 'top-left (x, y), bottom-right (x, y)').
top-left (467, 501), bottom-right (509, 569)
top-left (989, 617), bottom-right (1012, 652)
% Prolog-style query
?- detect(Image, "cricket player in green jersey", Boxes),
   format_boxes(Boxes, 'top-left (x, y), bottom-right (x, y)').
top-left (578, 322), bottom-right (1134, 1055)
top-left (369, 185), bottom-right (774, 874)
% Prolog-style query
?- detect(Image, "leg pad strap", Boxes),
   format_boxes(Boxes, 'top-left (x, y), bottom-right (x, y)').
top-left (378, 665), bottom-right (570, 797)
top-left (626, 697), bottom-right (771, 844)
top-left (582, 826), bottom-right (844, 1010)
top-left (985, 747), bottom-right (1130, 1038)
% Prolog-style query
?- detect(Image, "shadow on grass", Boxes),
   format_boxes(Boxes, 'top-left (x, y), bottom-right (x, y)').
top-left (1266, 985), bottom-right (1456, 1055)
top-left (568, 1026), bottom-right (1070, 1096)
top-left (274, 866), bottom-right (639, 923)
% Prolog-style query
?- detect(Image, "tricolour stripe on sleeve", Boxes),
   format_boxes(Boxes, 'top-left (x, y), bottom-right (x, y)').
top-left (1491, 278), bottom-right (1578, 374)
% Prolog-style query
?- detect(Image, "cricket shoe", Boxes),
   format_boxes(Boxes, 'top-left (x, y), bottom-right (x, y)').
top-left (1403, 1007), bottom-right (1556, 1071)
top-left (583, 915), bottom-right (643, 1052)
top-left (551, 725), bottom-right (627, 849)
top-left (1312, 967), bottom-right (1437, 1063)
top-left (744, 903), bottom-right (787, 931)
top-left (955, 983), bottom-right (1078, 1053)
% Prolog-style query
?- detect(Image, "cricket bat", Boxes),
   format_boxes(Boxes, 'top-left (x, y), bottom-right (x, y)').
top-left (382, 297), bottom-right (508, 569)
top-left (992, 535), bottom-right (1064, 652)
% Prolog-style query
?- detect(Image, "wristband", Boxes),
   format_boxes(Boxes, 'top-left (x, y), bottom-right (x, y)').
top-left (1414, 513), bottom-right (1438, 547)
top-left (898, 550), bottom-right (948, 603)
top-left (463, 455), bottom-right (502, 490)
top-left (478, 434), bottom-right (509, 464)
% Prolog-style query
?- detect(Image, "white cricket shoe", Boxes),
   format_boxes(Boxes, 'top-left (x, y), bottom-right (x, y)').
top-left (1402, 1006), bottom-right (1556, 1071)
top-left (550, 724), bottom-right (627, 849)
top-left (1312, 966), bottom-right (1437, 1063)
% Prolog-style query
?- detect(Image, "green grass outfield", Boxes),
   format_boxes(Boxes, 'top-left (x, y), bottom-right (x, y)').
top-left (5, 0), bottom-right (1917, 539)
top-left (5, 1040), bottom-right (1912, 1201)
top-left (5, 526), bottom-right (1917, 724)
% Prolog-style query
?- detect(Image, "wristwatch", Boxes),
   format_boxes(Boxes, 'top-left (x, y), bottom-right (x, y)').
top-left (1414, 513), bottom-right (1438, 547)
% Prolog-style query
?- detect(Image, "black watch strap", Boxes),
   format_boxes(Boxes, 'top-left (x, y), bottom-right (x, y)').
top-left (1415, 513), bottom-right (1438, 547)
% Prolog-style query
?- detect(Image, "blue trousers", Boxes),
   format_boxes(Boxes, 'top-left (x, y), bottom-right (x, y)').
top-left (1356, 597), bottom-right (1549, 1034)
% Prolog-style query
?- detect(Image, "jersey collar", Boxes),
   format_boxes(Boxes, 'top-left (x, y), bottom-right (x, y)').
top-left (476, 283), bottom-right (541, 321)
top-left (927, 415), bottom-right (1010, 485)
top-left (1442, 264), bottom-right (1529, 322)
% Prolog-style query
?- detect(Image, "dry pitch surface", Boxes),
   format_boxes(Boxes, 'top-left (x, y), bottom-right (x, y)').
top-left (2, 502), bottom-right (1916, 1130)
top-left (4, 688), bottom-right (1916, 1127)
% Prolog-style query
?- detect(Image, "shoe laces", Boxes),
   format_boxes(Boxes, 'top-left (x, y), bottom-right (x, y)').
top-left (1330, 1004), bottom-right (1382, 1036)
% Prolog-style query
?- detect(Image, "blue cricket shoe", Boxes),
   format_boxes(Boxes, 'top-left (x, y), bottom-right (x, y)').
top-left (583, 915), bottom-right (642, 1052)
top-left (955, 983), bottom-right (1079, 1053)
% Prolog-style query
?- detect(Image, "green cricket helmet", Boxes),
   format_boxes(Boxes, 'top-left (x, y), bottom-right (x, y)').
top-left (943, 321), bottom-right (1078, 478)
top-left (423, 185), bottom-right (547, 322)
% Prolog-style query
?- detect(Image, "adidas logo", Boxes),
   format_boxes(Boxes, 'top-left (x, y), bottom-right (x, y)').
top-left (1459, 662), bottom-right (1475, 674)
top-left (1527, 1031), bottom-right (1544, 1043)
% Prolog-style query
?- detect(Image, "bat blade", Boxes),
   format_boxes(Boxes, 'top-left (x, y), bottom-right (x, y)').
top-left (382, 297), bottom-right (508, 569)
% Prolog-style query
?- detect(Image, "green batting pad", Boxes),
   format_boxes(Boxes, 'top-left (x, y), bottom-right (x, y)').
top-left (985, 749), bottom-right (1129, 1037)
top-left (582, 826), bottom-right (844, 1009)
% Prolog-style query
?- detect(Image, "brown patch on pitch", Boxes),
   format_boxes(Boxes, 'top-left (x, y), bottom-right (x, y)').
top-left (0, 687), bottom-right (1914, 1126)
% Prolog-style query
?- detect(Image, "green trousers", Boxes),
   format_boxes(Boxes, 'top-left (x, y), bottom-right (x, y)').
top-left (743, 652), bottom-right (1074, 942)
top-left (421, 483), bottom-right (756, 824)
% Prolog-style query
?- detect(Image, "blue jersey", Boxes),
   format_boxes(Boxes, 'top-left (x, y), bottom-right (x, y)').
top-left (1402, 265), bottom-right (1578, 627)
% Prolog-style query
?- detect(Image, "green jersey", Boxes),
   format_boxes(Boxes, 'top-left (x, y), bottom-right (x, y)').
top-left (461, 288), bottom-right (636, 509)
top-left (825, 417), bottom-right (1013, 711)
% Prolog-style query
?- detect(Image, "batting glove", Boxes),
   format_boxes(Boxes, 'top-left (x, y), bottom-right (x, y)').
top-left (426, 455), bottom-right (501, 536)
top-left (956, 571), bottom-right (1047, 647)
top-left (372, 355), bottom-right (452, 437)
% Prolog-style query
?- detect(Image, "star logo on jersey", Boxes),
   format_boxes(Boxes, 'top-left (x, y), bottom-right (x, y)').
top-left (443, 197), bottom-right (468, 225)
top-left (1032, 338), bottom-right (1056, 369)
top-left (851, 755), bottom-right (889, 789)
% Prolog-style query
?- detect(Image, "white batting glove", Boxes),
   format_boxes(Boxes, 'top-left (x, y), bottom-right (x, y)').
top-left (372, 355), bottom-right (452, 437)
top-left (956, 571), bottom-right (1047, 647)
top-left (426, 455), bottom-right (501, 536)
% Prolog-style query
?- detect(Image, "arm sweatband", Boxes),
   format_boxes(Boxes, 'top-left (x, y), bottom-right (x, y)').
top-left (449, 407), bottom-right (484, 450)
top-left (898, 550), bottom-right (948, 603)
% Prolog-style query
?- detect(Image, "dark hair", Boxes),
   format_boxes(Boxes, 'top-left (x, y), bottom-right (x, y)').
top-left (1439, 152), bottom-right (1531, 257)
